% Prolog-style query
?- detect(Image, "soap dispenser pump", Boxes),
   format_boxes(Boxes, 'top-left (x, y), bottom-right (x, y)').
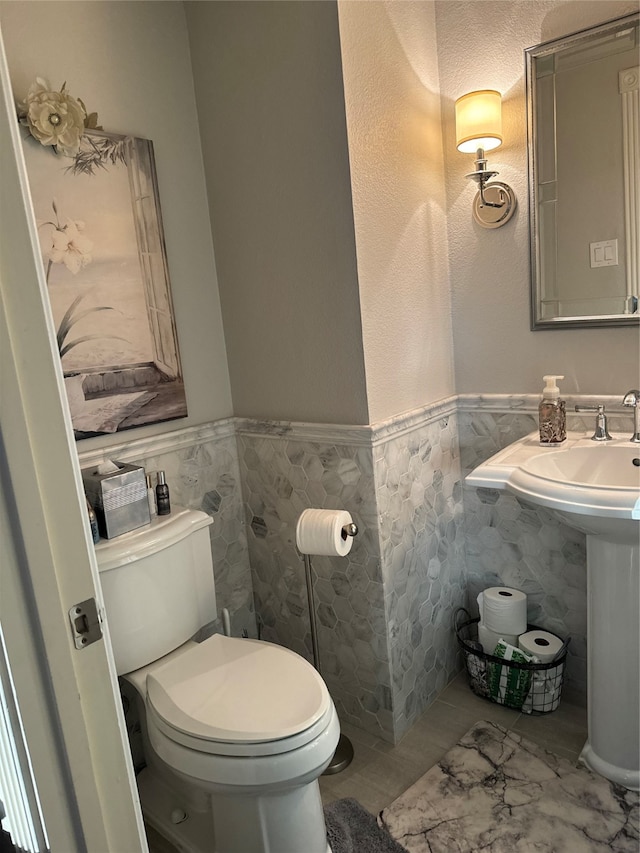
top-left (539, 374), bottom-right (566, 445)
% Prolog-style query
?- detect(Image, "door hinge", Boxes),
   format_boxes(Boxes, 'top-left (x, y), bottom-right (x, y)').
top-left (69, 598), bottom-right (103, 649)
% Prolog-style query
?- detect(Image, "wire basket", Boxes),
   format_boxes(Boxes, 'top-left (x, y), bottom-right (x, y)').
top-left (455, 608), bottom-right (569, 714)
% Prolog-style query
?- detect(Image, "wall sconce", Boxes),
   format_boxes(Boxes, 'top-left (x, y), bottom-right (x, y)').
top-left (455, 89), bottom-right (517, 228)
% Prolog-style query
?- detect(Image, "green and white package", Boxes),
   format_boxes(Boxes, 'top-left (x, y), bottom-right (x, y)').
top-left (487, 639), bottom-right (534, 707)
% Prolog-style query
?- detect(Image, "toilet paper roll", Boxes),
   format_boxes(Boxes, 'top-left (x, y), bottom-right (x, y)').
top-left (518, 630), bottom-right (563, 663)
top-left (478, 622), bottom-right (519, 655)
top-left (295, 508), bottom-right (354, 557)
top-left (477, 587), bottom-right (527, 636)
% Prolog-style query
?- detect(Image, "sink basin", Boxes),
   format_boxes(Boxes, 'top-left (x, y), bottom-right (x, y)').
top-left (508, 443), bottom-right (640, 540)
top-left (467, 434), bottom-right (640, 537)
top-left (523, 444), bottom-right (640, 489)
top-left (467, 432), bottom-right (639, 791)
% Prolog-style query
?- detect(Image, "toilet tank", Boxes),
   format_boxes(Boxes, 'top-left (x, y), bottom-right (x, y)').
top-left (95, 507), bottom-right (216, 675)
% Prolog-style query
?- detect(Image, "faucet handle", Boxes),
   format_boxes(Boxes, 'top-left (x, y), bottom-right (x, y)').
top-left (574, 404), bottom-right (612, 441)
top-left (574, 403), bottom-right (604, 413)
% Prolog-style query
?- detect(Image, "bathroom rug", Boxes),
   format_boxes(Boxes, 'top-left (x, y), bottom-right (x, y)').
top-left (324, 797), bottom-right (407, 853)
top-left (378, 720), bottom-right (639, 853)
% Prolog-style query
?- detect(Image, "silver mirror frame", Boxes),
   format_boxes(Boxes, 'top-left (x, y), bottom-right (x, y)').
top-left (525, 13), bottom-right (640, 330)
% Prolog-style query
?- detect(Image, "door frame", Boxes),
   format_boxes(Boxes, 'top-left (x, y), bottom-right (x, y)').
top-left (0, 26), bottom-right (147, 853)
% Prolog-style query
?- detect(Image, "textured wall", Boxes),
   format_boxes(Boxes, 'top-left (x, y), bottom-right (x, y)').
top-left (187, 0), bottom-right (457, 427)
top-left (436, 0), bottom-right (640, 397)
top-left (337, 1), bottom-right (455, 423)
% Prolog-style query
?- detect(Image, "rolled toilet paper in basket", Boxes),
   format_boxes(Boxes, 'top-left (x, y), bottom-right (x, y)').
top-left (478, 622), bottom-right (519, 655)
top-left (478, 587), bottom-right (527, 636)
top-left (296, 508), bottom-right (354, 557)
top-left (519, 630), bottom-right (564, 714)
top-left (518, 630), bottom-right (563, 662)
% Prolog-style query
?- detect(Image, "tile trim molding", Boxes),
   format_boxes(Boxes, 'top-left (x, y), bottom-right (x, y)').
top-left (456, 392), bottom-right (630, 416)
top-left (76, 393), bottom-right (633, 465)
top-left (77, 418), bottom-right (237, 467)
top-left (234, 417), bottom-right (375, 447)
top-left (235, 395), bottom-right (459, 447)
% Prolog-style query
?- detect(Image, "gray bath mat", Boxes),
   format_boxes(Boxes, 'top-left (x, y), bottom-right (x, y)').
top-left (379, 720), bottom-right (639, 853)
top-left (324, 797), bottom-right (407, 853)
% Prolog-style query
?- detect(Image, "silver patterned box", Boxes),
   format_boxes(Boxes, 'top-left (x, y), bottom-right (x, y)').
top-left (82, 462), bottom-right (150, 539)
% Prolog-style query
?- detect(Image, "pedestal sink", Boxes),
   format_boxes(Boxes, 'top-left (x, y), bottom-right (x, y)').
top-left (467, 433), bottom-right (640, 791)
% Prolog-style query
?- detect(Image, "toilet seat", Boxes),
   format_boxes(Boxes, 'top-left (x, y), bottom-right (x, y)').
top-left (146, 634), bottom-right (331, 756)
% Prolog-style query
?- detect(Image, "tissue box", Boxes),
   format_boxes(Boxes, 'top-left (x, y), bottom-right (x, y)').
top-left (82, 462), bottom-right (150, 539)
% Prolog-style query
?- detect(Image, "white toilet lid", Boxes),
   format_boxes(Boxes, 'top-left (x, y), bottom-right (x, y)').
top-left (147, 634), bottom-right (330, 743)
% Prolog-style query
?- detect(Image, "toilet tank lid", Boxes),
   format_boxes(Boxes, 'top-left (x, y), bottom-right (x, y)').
top-left (147, 634), bottom-right (330, 743)
top-left (94, 507), bottom-right (212, 572)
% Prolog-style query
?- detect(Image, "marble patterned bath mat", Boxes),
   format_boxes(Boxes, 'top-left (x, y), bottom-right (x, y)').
top-left (378, 720), bottom-right (639, 853)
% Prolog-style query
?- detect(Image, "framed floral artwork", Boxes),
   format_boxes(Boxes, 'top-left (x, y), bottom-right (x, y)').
top-left (21, 127), bottom-right (188, 438)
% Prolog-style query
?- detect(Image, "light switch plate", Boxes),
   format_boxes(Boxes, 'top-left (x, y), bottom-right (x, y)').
top-left (590, 239), bottom-right (618, 268)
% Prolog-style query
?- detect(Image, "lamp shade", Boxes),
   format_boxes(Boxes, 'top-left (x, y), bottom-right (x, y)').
top-left (455, 90), bottom-right (503, 153)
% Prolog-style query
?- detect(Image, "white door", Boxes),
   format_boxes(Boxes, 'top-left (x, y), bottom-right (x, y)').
top-left (0, 29), bottom-right (148, 853)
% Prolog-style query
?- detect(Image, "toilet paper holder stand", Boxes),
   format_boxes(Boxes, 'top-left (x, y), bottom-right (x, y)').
top-left (304, 522), bottom-right (358, 670)
top-left (302, 521), bottom-right (358, 775)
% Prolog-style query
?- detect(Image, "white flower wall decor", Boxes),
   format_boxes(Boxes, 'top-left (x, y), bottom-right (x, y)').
top-left (17, 77), bottom-right (101, 158)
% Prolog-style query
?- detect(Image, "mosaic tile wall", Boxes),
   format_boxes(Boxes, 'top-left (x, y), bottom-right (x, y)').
top-left (133, 433), bottom-right (256, 638)
top-left (459, 401), bottom-right (637, 701)
top-left (374, 414), bottom-right (466, 739)
top-left (237, 408), bottom-right (466, 744)
top-left (458, 408), bottom-right (589, 698)
top-left (236, 432), bottom-right (394, 739)
top-left (80, 426), bottom-right (257, 640)
top-left (93, 395), bottom-right (633, 752)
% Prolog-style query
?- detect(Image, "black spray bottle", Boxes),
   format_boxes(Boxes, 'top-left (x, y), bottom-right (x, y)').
top-left (156, 470), bottom-right (171, 516)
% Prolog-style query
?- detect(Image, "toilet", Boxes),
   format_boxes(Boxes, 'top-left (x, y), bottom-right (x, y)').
top-left (95, 507), bottom-right (339, 853)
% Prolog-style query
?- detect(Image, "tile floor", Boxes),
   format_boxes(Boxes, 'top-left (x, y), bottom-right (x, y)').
top-left (146, 671), bottom-right (588, 851)
top-left (318, 671), bottom-right (587, 814)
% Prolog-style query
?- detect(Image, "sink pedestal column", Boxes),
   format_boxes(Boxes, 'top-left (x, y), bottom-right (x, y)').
top-left (580, 535), bottom-right (639, 791)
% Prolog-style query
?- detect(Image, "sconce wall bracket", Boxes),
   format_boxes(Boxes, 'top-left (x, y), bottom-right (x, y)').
top-left (472, 181), bottom-right (517, 228)
top-left (467, 147), bottom-right (516, 228)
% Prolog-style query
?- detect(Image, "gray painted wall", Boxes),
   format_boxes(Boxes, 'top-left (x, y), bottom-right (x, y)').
top-left (186, 1), bottom-right (369, 425)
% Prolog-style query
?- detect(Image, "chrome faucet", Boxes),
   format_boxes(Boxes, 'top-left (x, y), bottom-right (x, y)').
top-left (622, 390), bottom-right (640, 443)
top-left (574, 404), bottom-right (612, 441)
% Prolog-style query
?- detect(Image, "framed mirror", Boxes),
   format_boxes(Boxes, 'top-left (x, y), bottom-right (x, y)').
top-left (526, 13), bottom-right (639, 329)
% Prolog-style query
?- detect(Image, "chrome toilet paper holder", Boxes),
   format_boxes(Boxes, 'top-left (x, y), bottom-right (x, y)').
top-left (341, 522), bottom-right (358, 540)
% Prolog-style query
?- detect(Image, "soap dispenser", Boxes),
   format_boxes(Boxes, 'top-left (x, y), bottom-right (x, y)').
top-left (539, 375), bottom-right (566, 445)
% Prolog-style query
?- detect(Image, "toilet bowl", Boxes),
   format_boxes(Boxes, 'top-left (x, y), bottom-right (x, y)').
top-left (95, 508), bottom-right (338, 853)
top-left (127, 634), bottom-right (339, 852)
